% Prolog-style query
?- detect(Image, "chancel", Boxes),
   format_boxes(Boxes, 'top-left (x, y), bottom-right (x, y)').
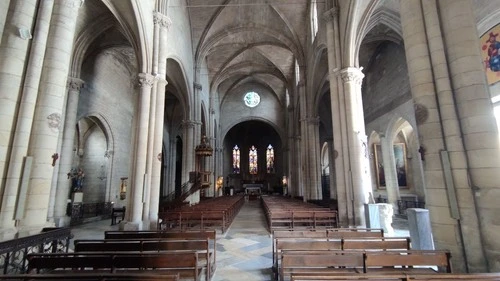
top-left (0, 0), bottom-right (500, 280)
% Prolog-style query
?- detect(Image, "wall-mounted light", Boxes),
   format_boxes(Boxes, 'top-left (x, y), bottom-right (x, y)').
top-left (18, 27), bottom-right (32, 40)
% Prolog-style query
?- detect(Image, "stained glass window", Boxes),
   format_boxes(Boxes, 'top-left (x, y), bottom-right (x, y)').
top-left (266, 144), bottom-right (275, 173)
top-left (249, 145), bottom-right (258, 174)
top-left (232, 145), bottom-right (240, 174)
top-left (244, 92), bottom-right (260, 107)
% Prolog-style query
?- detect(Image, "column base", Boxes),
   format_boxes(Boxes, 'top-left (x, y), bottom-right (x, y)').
top-left (54, 216), bottom-right (71, 227)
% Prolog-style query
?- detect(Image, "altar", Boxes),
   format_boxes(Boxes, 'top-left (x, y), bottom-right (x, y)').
top-left (243, 184), bottom-right (263, 195)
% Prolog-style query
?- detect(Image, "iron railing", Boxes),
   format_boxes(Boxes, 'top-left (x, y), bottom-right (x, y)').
top-left (70, 202), bottom-right (113, 225)
top-left (0, 227), bottom-right (72, 274)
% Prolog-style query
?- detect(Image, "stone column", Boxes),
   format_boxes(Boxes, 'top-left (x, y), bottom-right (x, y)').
top-left (167, 138), bottom-right (176, 196)
top-left (298, 82), bottom-right (308, 200)
top-left (400, 0), bottom-right (487, 272)
top-left (438, 0), bottom-right (500, 272)
top-left (340, 67), bottom-right (369, 226)
top-left (0, 0), bottom-right (53, 232)
top-left (20, 0), bottom-right (83, 231)
top-left (324, 7), bottom-right (350, 225)
top-left (0, 0), bottom-right (11, 45)
top-left (305, 117), bottom-right (322, 200)
top-left (54, 77), bottom-right (83, 227)
top-left (0, 0), bottom-right (38, 202)
top-left (326, 139), bottom-right (336, 199)
top-left (182, 120), bottom-right (196, 203)
top-left (293, 135), bottom-right (302, 197)
top-left (380, 135), bottom-right (400, 211)
top-left (127, 73), bottom-right (154, 228)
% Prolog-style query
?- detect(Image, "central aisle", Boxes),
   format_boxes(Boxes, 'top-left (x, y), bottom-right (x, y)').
top-left (213, 199), bottom-right (273, 281)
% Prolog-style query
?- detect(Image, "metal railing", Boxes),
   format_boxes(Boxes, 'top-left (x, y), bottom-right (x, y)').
top-left (70, 202), bottom-right (113, 225)
top-left (0, 227), bottom-right (72, 274)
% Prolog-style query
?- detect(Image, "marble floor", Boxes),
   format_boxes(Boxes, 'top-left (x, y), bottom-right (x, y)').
top-left (69, 200), bottom-right (409, 281)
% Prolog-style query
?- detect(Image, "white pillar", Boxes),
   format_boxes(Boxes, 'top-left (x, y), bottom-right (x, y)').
top-left (0, 0), bottom-right (11, 45)
top-left (127, 73), bottom-right (154, 229)
top-left (0, 0), bottom-right (38, 210)
top-left (21, 0), bottom-right (83, 231)
top-left (0, 0), bottom-right (53, 232)
top-left (380, 135), bottom-right (400, 211)
top-left (324, 7), bottom-right (350, 225)
top-left (340, 67), bottom-right (370, 226)
top-left (54, 77), bottom-right (83, 226)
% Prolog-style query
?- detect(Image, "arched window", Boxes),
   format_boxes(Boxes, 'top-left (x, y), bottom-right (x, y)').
top-left (249, 145), bottom-right (258, 174)
top-left (311, 0), bottom-right (318, 42)
top-left (232, 145), bottom-right (240, 174)
top-left (266, 144), bottom-right (275, 173)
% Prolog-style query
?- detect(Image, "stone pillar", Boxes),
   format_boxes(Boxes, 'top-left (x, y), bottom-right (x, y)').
top-left (0, 0), bottom-right (38, 204)
top-left (401, 0), bottom-right (487, 272)
top-left (54, 77), bottom-right (83, 227)
top-left (298, 82), bottom-right (308, 200)
top-left (407, 208), bottom-right (434, 250)
top-left (438, 0), bottom-right (500, 272)
top-left (326, 139), bottom-right (336, 199)
top-left (182, 120), bottom-right (196, 203)
top-left (340, 67), bottom-right (369, 226)
top-left (0, 0), bottom-right (53, 232)
top-left (167, 138), bottom-right (176, 196)
top-left (380, 135), bottom-right (400, 211)
top-left (324, 7), bottom-right (349, 225)
top-left (293, 135), bottom-right (302, 197)
top-left (0, 0), bottom-right (11, 45)
top-left (305, 117), bottom-right (321, 200)
top-left (20, 0), bottom-right (82, 232)
top-left (127, 73), bottom-right (154, 228)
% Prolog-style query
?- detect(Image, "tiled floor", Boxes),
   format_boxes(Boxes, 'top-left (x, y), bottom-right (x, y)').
top-left (70, 199), bottom-right (409, 281)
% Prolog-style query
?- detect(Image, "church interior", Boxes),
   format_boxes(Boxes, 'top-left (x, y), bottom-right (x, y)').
top-left (1, 0), bottom-right (500, 279)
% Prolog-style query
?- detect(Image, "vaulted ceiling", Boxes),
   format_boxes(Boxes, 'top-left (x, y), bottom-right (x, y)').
top-left (186, 0), bottom-right (308, 104)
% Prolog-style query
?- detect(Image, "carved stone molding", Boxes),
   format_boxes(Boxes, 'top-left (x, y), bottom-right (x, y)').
top-left (137, 73), bottom-right (155, 88)
top-left (153, 11), bottom-right (172, 30)
top-left (340, 67), bottom-right (364, 85)
top-left (323, 7), bottom-right (338, 22)
top-left (67, 77), bottom-right (84, 92)
top-left (181, 120), bottom-right (202, 129)
top-left (414, 103), bottom-right (429, 125)
top-left (47, 112), bottom-right (62, 131)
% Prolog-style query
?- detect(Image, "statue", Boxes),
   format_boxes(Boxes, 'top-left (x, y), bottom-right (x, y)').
top-left (68, 168), bottom-right (85, 192)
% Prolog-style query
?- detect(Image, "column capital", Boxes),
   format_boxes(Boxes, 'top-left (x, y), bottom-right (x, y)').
top-left (323, 7), bottom-right (338, 22)
top-left (181, 120), bottom-right (202, 129)
top-left (153, 11), bottom-right (172, 30)
top-left (137, 73), bottom-right (155, 88)
top-left (194, 82), bottom-right (202, 91)
top-left (340, 67), bottom-right (364, 85)
top-left (67, 77), bottom-right (84, 91)
top-left (157, 77), bottom-right (168, 87)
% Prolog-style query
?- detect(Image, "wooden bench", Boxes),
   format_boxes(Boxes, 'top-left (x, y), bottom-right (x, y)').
top-left (27, 252), bottom-right (202, 281)
top-left (0, 273), bottom-right (180, 280)
top-left (289, 273), bottom-right (500, 281)
top-left (364, 250), bottom-right (452, 274)
top-left (342, 237), bottom-right (411, 251)
top-left (103, 230), bottom-right (216, 279)
top-left (280, 251), bottom-right (366, 281)
top-left (74, 238), bottom-right (214, 281)
top-left (111, 207), bottom-right (125, 225)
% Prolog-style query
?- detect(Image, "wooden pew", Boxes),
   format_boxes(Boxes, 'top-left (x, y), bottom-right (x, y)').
top-left (342, 237), bottom-right (411, 251)
top-left (26, 252), bottom-right (202, 281)
top-left (0, 273), bottom-right (180, 280)
top-left (103, 230), bottom-right (216, 279)
top-left (280, 251), bottom-right (366, 281)
top-left (364, 250), bottom-right (452, 274)
top-left (289, 273), bottom-right (500, 281)
top-left (74, 239), bottom-right (213, 281)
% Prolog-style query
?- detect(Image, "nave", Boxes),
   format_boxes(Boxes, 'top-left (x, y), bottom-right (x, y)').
top-left (70, 199), bottom-right (409, 281)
